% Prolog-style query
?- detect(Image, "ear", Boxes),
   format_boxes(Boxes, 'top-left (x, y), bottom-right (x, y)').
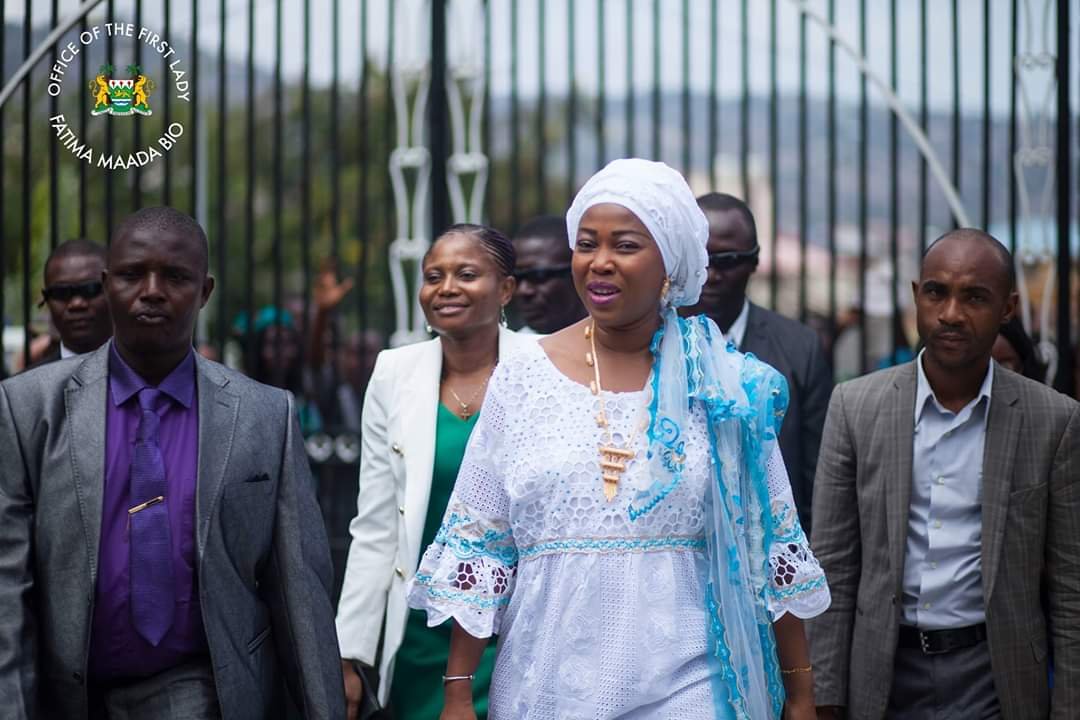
top-left (200, 275), bottom-right (216, 308)
top-left (1001, 288), bottom-right (1019, 324)
top-left (498, 274), bottom-right (517, 308)
top-left (910, 280), bottom-right (920, 306)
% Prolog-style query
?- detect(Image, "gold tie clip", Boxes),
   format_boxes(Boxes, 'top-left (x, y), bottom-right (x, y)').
top-left (128, 495), bottom-right (165, 515)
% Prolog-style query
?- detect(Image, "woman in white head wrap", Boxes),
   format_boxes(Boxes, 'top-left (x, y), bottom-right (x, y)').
top-left (408, 159), bottom-right (830, 720)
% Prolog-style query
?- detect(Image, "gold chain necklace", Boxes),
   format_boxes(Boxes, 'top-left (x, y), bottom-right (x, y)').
top-left (587, 321), bottom-right (647, 501)
top-left (447, 366), bottom-right (494, 420)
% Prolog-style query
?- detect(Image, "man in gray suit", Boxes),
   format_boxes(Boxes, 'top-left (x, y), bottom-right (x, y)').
top-left (683, 192), bottom-right (831, 534)
top-left (0, 207), bottom-right (346, 719)
top-left (809, 229), bottom-right (1079, 719)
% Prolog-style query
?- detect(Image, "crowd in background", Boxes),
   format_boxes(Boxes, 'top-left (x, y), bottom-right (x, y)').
top-left (5, 203), bottom-right (1063, 430)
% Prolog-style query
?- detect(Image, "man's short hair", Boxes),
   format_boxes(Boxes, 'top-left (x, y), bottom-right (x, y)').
top-left (514, 215), bottom-right (570, 246)
top-left (112, 206), bottom-right (210, 274)
top-left (696, 192), bottom-right (758, 249)
top-left (44, 238), bottom-right (107, 277)
top-left (923, 228), bottom-right (1016, 293)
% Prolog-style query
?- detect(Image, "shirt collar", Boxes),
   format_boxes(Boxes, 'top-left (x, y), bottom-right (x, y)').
top-left (109, 342), bottom-right (196, 410)
top-left (914, 348), bottom-right (994, 421)
top-left (60, 342), bottom-right (78, 359)
top-left (728, 299), bottom-right (751, 348)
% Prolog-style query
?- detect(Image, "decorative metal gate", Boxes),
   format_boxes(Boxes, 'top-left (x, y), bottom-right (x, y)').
top-left (1, 0), bottom-right (1075, 391)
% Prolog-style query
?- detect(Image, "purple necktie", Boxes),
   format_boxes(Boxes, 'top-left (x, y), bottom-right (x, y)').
top-left (129, 387), bottom-right (175, 646)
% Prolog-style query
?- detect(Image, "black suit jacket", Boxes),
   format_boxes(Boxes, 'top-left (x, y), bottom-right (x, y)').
top-left (739, 303), bottom-right (832, 534)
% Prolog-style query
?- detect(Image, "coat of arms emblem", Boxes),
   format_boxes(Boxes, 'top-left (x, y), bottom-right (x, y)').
top-left (90, 64), bottom-right (154, 116)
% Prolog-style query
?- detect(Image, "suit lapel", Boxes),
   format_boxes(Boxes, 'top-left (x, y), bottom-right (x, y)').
top-left (64, 345), bottom-right (111, 584)
top-left (401, 332), bottom-right (519, 566)
top-left (401, 341), bottom-right (442, 567)
top-left (886, 364), bottom-right (917, 594)
top-left (194, 356), bottom-right (239, 557)
top-left (737, 302), bottom-right (765, 354)
top-left (980, 366), bottom-right (1021, 602)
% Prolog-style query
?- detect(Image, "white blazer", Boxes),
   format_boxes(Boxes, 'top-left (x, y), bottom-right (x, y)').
top-left (335, 327), bottom-right (535, 704)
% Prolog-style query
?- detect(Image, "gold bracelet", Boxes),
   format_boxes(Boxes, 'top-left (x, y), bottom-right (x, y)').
top-left (780, 665), bottom-right (812, 675)
top-left (442, 674), bottom-right (475, 685)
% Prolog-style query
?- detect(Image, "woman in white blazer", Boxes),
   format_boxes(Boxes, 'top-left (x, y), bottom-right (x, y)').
top-left (336, 224), bottom-right (534, 719)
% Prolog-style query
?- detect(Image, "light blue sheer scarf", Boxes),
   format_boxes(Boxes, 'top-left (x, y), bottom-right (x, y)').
top-left (638, 309), bottom-right (789, 720)
top-left (567, 159), bottom-right (790, 719)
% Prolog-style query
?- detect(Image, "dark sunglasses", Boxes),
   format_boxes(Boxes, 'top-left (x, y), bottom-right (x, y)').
top-left (40, 280), bottom-right (104, 306)
top-left (708, 246), bottom-right (760, 271)
top-left (513, 264), bottom-right (572, 283)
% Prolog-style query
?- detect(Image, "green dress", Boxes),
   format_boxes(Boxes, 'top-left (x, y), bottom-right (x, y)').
top-left (389, 404), bottom-right (498, 719)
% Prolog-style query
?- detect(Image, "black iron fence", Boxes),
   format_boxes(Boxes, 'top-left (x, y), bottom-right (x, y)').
top-left (2, 0), bottom-right (1077, 581)
top-left (2, 0), bottom-right (1076, 384)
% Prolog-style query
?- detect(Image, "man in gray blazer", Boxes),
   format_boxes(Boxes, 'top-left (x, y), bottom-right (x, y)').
top-left (809, 229), bottom-right (1079, 719)
top-left (683, 192), bottom-right (831, 533)
top-left (0, 207), bottom-right (345, 719)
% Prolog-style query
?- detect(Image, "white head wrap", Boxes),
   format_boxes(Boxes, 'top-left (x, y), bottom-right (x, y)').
top-left (565, 158), bottom-right (709, 308)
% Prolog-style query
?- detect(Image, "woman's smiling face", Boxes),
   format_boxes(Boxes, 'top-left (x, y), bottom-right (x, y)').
top-left (571, 203), bottom-right (667, 327)
top-left (420, 231), bottom-right (514, 337)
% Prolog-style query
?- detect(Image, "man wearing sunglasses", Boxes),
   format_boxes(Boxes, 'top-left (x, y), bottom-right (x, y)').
top-left (684, 192), bottom-right (831, 535)
top-left (511, 215), bottom-right (586, 334)
top-left (33, 238), bottom-right (113, 366)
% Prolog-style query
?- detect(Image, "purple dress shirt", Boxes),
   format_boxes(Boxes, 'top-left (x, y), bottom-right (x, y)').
top-left (89, 345), bottom-right (208, 680)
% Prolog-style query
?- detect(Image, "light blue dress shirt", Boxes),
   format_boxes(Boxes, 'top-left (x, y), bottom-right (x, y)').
top-left (901, 352), bottom-right (994, 629)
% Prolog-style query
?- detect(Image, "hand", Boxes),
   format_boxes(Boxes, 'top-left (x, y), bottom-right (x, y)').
top-left (782, 698), bottom-right (817, 720)
top-left (342, 660), bottom-right (363, 720)
top-left (314, 258), bottom-right (354, 313)
top-left (440, 680), bottom-right (476, 720)
top-left (439, 701), bottom-right (477, 720)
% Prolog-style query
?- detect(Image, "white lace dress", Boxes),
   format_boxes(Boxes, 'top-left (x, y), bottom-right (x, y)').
top-left (407, 340), bottom-right (829, 719)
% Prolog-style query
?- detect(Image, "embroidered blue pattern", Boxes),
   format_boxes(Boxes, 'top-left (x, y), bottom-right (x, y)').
top-left (412, 573), bottom-right (511, 609)
top-left (768, 575), bottom-right (828, 601)
top-left (433, 511), bottom-right (519, 566)
top-left (758, 622), bottom-right (785, 719)
top-left (519, 536), bottom-right (706, 559)
top-left (770, 502), bottom-right (809, 546)
top-left (705, 583), bottom-right (749, 720)
top-left (629, 325), bottom-right (684, 522)
top-left (655, 417), bottom-right (687, 473)
top-left (639, 313), bottom-right (793, 719)
top-left (628, 475), bottom-right (683, 521)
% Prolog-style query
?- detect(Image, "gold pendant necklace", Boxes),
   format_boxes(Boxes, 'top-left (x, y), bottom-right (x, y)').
top-left (447, 366), bottom-right (494, 420)
top-left (587, 321), bottom-right (646, 501)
